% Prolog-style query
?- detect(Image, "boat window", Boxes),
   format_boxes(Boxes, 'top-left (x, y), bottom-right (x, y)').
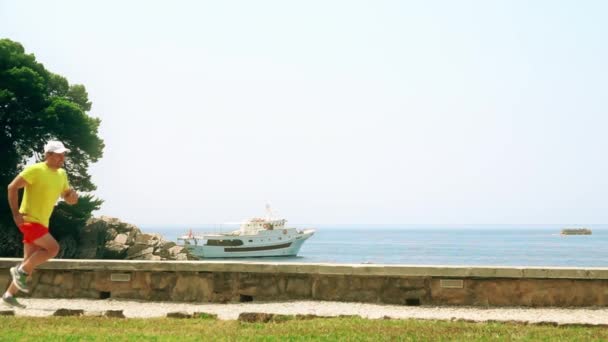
top-left (206, 239), bottom-right (244, 246)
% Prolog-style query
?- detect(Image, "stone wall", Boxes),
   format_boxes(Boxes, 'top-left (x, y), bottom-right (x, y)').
top-left (2, 258), bottom-right (608, 307)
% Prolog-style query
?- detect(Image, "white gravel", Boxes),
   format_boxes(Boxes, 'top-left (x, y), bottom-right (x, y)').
top-left (2, 298), bottom-right (608, 325)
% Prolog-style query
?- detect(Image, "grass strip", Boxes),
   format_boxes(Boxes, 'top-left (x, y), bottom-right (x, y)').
top-left (1, 316), bottom-right (607, 341)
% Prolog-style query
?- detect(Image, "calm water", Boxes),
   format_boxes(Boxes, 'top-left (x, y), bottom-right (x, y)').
top-left (140, 224), bottom-right (608, 267)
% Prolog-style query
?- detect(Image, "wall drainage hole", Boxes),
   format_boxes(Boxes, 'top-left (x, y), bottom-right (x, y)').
top-left (405, 298), bottom-right (420, 306)
top-left (240, 294), bottom-right (254, 302)
top-left (99, 291), bottom-right (111, 299)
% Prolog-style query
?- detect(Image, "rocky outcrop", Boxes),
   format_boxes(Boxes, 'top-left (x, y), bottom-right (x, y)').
top-left (77, 216), bottom-right (196, 260)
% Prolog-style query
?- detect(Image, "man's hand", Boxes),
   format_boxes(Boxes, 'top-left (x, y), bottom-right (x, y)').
top-left (64, 189), bottom-right (79, 205)
top-left (8, 175), bottom-right (28, 226)
top-left (12, 212), bottom-right (24, 227)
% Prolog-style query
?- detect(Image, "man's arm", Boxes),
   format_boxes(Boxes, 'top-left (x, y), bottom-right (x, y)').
top-left (7, 176), bottom-right (29, 226)
top-left (62, 188), bottom-right (79, 205)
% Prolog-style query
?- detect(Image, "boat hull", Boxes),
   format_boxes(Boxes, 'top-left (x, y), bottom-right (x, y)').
top-left (184, 232), bottom-right (313, 258)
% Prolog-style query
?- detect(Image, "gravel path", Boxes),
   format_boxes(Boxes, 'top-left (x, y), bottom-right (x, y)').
top-left (2, 298), bottom-right (608, 325)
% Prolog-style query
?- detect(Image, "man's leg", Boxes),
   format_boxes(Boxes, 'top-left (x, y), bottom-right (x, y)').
top-left (3, 243), bottom-right (40, 307)
top-left (23, 243), bottom-right (43, 266)
top-left (6, 244), bottom-right (41, 294)
top-left (20, 234), bottom-right (59, 274)
top-left (9, 234), bottom-right (59, 293)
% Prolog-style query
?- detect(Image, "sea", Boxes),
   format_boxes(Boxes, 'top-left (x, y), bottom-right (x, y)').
top-left (140, 224), bottom-right (608, 267)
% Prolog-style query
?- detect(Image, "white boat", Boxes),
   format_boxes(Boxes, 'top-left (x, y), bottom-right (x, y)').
top-left (177, 206), bottom-right (315, 258)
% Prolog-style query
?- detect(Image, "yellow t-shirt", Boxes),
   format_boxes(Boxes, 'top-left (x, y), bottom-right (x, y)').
top-left (18, 162), bottom-right (70, 228)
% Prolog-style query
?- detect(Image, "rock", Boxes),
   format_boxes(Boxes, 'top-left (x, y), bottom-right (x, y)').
top-left (114, 234), bottom-right (128, 245)
top-left (99, 216), bottom-right (121, 226)
top-left (270, 314), bottom-right (295, 322)
top-left (159, 249), bottom-right (171, 260)
top-left (167, 246), bottom-right (184, 255)
top-left (103, 241), bottom-right (129, 259)
top-left (149, 234), bottom-right (164, 247)
top-left (75, 216), bottom-right (198, 261)
top-left (167, 311), bottom-right (192, 318)
top-left (126, 245), bottom-right (154, 259)
top-left (105, 228), bottom-right (118, 241)
top-left (134, 234), bottom-right (150, 245)
top-left (118, 223), bottom-right (141, 236)
top-left (135, 234), bottom-right (162, 247)
top-left (126, 230), bottom-right (138, 245)
top-left (104, 310), bottom-right (126, 318)
top-left (159, 244), bottom-right (181, 259)
top-left (139, 254), bottom-right (161, 261)
top-left (238, 312), bottom-right (275, 323)
top-left (161, 241), bottom-right (177, 249)
top-left (53, 309), bottom-right (84, 316)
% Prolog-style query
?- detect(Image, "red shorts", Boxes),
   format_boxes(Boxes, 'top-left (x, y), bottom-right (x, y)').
top-left (18, 222), bottom-right (50, 244)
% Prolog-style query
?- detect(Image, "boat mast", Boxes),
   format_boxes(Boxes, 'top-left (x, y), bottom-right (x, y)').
top-left (265, 203), bottom-right (274, 220)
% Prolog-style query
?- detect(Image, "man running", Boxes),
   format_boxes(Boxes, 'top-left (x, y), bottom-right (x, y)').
top-left (3, 140), bottom-right (78, 308)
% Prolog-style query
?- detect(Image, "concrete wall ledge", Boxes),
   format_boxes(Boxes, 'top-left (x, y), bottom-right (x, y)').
top-left (2, 258), bottom-right (607, 280)
top-left (3, 258), bottom-right (608, 306)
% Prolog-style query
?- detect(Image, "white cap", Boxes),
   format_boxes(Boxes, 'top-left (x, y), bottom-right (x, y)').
top-left (44, 140), bottom-right (70, 154)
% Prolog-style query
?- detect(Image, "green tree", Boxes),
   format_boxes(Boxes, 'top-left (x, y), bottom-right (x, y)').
top-left (0, 38), bottom-right (104, 257)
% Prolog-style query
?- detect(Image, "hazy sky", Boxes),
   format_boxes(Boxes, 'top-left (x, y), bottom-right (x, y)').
top-left (1, 1), bottom-right (607, 225)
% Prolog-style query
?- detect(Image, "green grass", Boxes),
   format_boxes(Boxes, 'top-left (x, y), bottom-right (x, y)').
top-left (0, 316), bottom-right (606, 341)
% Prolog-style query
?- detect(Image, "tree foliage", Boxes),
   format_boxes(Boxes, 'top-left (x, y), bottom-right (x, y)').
top-left (0, 38), bottom-right (105, 256)
top-left (50, 194), bottom-right (104, 258)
